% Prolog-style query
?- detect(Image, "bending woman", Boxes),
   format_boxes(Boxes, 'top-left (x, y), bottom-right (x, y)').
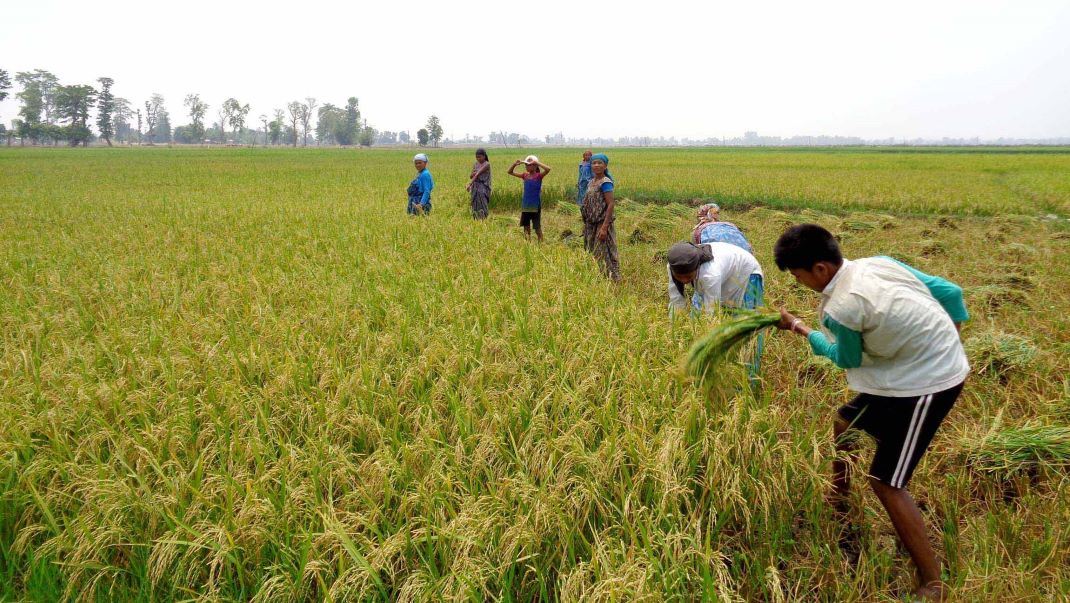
top-left (691, 203), bottom-right (752, 252)
top-left (667, 240), bottom-right (765, 381)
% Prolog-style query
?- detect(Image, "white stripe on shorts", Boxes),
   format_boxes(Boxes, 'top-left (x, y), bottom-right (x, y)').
top-left (891, 394), bottom-right (933, 488)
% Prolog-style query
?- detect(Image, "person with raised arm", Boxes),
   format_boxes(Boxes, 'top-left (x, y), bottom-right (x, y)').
top-left (507, 155), bottom-right (551, 241)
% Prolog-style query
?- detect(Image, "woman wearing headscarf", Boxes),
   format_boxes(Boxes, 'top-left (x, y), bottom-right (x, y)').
top-left (667, 241), bottom-right (764, 314)
top-left (467, 148), bottom-right (492, 219)
top-left (576, 150), bottom-right (593, 205)
top-left (580, 153), bottom-right (620, 281)
top-left (691, 203), bottom-right (752, 252)
top-left (407, 153), bottom-right (434, 215)
top-left (667, 240), bottom-right (765, 380)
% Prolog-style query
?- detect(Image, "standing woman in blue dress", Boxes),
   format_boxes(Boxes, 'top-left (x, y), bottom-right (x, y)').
top-left (407, 153), bottom-right (434, 215)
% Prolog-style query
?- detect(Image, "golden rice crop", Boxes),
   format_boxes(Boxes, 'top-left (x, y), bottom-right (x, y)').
top-left (0, 146), bottom-right (1068, 601)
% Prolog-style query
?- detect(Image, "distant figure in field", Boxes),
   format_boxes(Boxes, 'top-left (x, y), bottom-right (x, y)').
top-left (407, 153), bottom-right (434, 215)
top-left (576, 150), bottom-right (593, 205)
top-left (692, 202), bottom-right (752, 253)
top-left (666, 240), bottom-right (765, 381)
top-left (508, 155), bottom-right (551, 241)
top-left (580, 153), bottom-right (620, 280)
top-left (467, 148), bottom-right (492, 220)
top-left (774, 224), bottom-right (969, 603)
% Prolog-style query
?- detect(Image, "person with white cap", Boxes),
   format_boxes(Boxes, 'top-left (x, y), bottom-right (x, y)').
top-left (507, 155), bottom-right (552, 241)
top-left (407, 153), bottom-right (434, 215)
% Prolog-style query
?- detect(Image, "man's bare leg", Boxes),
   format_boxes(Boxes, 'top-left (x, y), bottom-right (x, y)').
top-left (869, 477), bottom-right (946, 601)
top-left (832, 416), bottom-right (862, 563)
top-left (832, 416), bottom-right (854, 515)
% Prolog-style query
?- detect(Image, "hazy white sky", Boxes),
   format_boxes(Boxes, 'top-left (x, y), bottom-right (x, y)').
top-left (3, 0), bottom-right (1069, 140)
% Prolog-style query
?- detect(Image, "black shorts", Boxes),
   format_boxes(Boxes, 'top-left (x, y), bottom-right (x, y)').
top-left (520, 210), bottom-right (541, 230)
top-left (838, 381), bottom-right (964, 488)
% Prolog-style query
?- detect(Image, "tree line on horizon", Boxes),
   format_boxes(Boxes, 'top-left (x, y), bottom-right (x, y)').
top-left (0, 68), bottom-right (445, 148)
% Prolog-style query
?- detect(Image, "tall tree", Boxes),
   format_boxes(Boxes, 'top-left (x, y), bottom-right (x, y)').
top-left (96, 77), bottom-right (115, 146)
top-left (55, 84), bottom-right (97, 146)
top-left (259, 114), bottom-right (268, 146)
top-left (14, 72), bottom-right (44, 144)
top-left (223, 98), bottom-right (250, 142)
top-left (144, 94), bottom-right (165, 144)
top-left (153, 109), bottom-right (172, 143)
top-left (342, 97), bottom-right (360, 146)
top-left (136, 108), bottom-right (143, 144)
top-left (270, 108), bottom-right (284, 145)
top-left (315, 103), bottom-right (342, 144)
top-left (300, 97), bottom-right (317, 146)
top-left (287, 101), bottom-right (302, 147)
top-left (184, 94), bottom-right (208, 143)
top-left (113, 98), bottom-right (133, 143)
top-left (0, 69), bottom-right (11, 102)
top-left (426, 115), bottom-right (443, 147)
top-left (417, 128), bottom-right (429, 147)
top-left (34, 70), bottom-right (60, 127)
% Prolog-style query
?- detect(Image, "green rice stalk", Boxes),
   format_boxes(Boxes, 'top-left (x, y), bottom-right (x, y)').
top-left (968, 422), bottom-right (1070, 474)
top-left (686, 311), bottom-right (780, 386)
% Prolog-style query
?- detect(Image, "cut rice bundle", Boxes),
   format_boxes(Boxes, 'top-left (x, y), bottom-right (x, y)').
top-left (967, 422), bottom-right (1070, 475)
top-left (686, 311), bottom-right (780, 387)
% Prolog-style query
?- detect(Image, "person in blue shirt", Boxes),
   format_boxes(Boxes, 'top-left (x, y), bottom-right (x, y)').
top-left (407, 153), bottom-right (434, 215)
top-left (576, 150), bottom-right (593, 205)
top-left (508, 155), bottom-right (552, 241)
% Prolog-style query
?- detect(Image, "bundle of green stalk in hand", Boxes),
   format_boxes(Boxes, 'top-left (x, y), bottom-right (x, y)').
top-left (686, 310), bottom-right (780, 387)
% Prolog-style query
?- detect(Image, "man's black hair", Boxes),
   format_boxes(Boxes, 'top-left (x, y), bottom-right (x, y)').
top-left (773, 224), bottom-right (844, 271)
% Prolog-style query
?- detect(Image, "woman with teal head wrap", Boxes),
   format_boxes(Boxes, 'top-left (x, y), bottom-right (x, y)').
top-left (580, 152), bottom-right (620, 280)
top-left (590, 153), bottom-right (613, 182)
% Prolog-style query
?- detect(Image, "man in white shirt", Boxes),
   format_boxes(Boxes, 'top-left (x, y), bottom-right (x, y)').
top-left (774, 224), bottom-right (969, 602)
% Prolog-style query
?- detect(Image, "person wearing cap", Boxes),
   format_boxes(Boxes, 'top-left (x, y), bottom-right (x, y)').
top-left (466, 148), bottom-right (492, 220)
top-left (667, 240), bottom-right (765, 380)
top-left (407, 153), bottom-right (434, 215)
top-left (508, 155), bottom-right (552, 241)
top-left (576, 150), bottom-right (593, 205)
top-left (691, 202), bottom-right (752, 253)
top-left (580, 153), bottom-right (620, 280)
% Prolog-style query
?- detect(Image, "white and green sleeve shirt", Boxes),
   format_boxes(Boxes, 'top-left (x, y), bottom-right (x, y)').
top-left (808, 256), bottom-right (970, 397)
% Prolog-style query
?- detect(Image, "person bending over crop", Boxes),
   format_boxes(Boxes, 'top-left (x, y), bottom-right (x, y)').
top-left (508, 155), bottom-right (551, 241)
top-left (407, 153), bottom-right (434, 215)
top-left (580, 153), bottom-right (620, 280)
top-left (467, 148), bottom-right (492, 220)
top-left (576, 150), bottom-right (593, 206)
top-left (691, 203), bottom-right (752, 253)
top-left (667, 241), bottom-right (765, 380)
top-left (773, 224), bottom-right (969, 603)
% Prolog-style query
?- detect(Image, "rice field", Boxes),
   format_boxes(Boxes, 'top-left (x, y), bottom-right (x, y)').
top-left (1, 147), bottom-right (1068, 601)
